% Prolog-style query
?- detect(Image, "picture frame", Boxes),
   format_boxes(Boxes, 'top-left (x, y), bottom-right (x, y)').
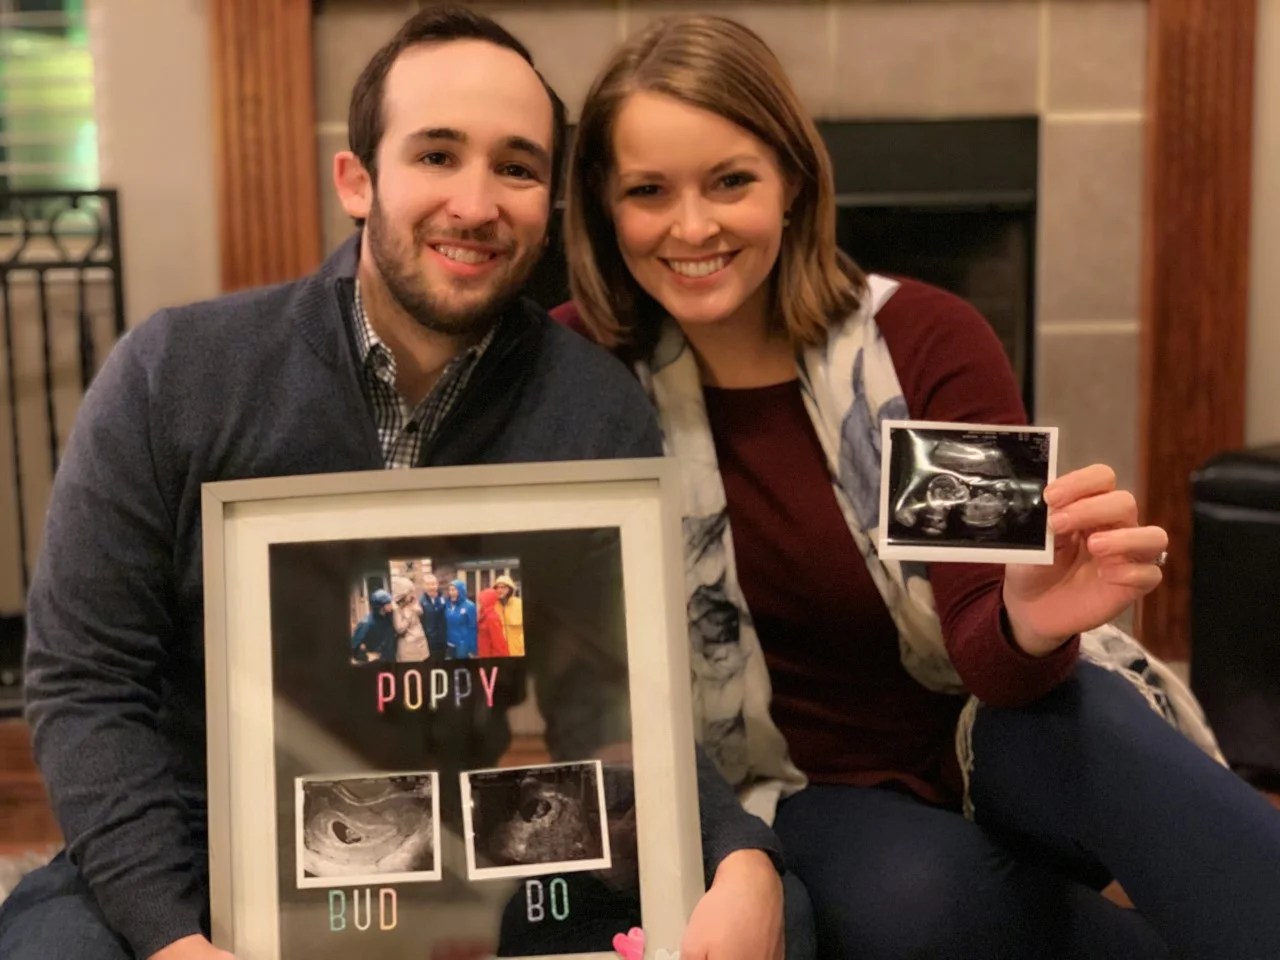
top-left (877, 420), bottom-right (1059, 565)
top-left (202, 459), bottom-right (702, 960)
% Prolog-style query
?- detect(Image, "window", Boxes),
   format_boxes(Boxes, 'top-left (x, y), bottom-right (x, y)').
top-left (0, 0), bottom-right (113, 631)
top-left (0, 0), bottom-right (98, 192)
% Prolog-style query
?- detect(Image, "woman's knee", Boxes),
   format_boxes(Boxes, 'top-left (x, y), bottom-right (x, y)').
top-left (973, 662), bottom-right (1166, 781)
top-left (806, 853), bottom-right (1003, 960)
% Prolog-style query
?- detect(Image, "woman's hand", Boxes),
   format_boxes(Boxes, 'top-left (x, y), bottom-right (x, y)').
top-left (680, 850), bottom-right (784, 960)
top-left (148, 935), bottom-right (236, 960)
top-left (1003, 464), bottom-right (1167, 656)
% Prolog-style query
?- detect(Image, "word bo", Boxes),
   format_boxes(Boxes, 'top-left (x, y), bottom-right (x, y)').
top-left (525, 878), bottom-right (571, 923)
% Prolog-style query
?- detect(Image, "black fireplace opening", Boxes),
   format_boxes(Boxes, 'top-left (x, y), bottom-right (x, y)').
top-left (836, 201), bottom-right (1035, 411)
top-left (524, 117), bottom-right (1039, 416)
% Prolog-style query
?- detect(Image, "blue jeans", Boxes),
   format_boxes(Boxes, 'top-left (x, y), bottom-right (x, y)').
top-left (773, 662), bottom-right (1280, 960)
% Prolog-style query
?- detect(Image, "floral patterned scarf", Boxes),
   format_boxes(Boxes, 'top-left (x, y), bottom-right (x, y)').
top-left (635, 275), bottom-right (1223, 823)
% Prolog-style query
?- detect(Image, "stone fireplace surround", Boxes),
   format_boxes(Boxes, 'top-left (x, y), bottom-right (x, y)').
top-left (316, 0), bottom-right (1149, 495)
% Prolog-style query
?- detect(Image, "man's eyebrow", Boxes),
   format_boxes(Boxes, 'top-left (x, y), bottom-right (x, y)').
top-left (503, 136), bottom-right (551, 169)
top-left (403, 128), bottom-right (550, 170)
top-left (405, 127), bottom-right (466, 144)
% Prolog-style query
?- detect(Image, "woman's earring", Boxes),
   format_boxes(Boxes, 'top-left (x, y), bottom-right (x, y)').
top-left (783, 210), bottom-right (792, 228)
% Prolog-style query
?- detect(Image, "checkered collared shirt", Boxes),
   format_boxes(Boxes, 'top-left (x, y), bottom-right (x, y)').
top-left (352, 280), bottom-right (495, 469)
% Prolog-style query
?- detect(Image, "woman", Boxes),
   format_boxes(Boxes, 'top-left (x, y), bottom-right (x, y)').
top-left (476, 586), bottom-right (510, 658)
top-left (495, 574), bottom-right (526, 656)
top-left (444, 578), bottom-right (478, 659)
top-left (390, 575), bottom-right (429, 662)
top-left (559, 15), bottom-right (1280, 959)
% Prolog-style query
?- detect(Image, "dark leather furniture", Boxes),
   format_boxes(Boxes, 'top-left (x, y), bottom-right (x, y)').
top-left (1191, 445), bottom-right (1280, 784)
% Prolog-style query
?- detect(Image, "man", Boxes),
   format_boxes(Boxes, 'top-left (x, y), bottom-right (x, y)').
top-left (419, 571), bottom-right (448, 660)
top-left (350, 588), bottom-right (397, 663)
top-left (494, 574), bottom-right (524, 656)
top-left (0, 7), bottom-right (803, 960)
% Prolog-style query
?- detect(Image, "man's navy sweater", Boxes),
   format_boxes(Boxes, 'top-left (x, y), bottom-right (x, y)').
top-left (22, 237), bottom-right (779, 958)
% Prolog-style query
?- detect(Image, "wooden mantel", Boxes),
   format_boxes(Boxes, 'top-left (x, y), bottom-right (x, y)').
top-left (207, 0), bottom-right (1259, 663)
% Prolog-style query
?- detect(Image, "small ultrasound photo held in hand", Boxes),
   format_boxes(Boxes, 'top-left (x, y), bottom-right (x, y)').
top-left (877, 420), bottom-right (1058, 565)
top-left (295, 772), bottom-right (441, 888)
top-left (461, 760), bottom-right (612, 881)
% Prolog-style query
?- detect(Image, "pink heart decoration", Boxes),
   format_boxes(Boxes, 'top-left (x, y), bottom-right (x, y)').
top-left (612, 926), bottom-right (646, 960)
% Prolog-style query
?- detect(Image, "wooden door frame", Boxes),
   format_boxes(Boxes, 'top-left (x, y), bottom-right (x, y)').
top-left (209, 0), bottom-right (321, 291)
top-left (1137, 0), bottom-right (1257, 660)
top-left (208, 0), bottom-right (1259, 662)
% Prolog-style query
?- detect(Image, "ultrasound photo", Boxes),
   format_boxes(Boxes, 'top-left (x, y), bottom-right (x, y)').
top-left (296, 772), bottom-right (441, 888)
top-left (462, 761), bottom-right (611, 881)
top-left (878, 421), bottom-right (1058, 564)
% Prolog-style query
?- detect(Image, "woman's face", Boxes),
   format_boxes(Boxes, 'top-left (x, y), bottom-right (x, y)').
top-left (607, 91), bottom-right (792, 334)
top-left (447, 583), bottom-right (459, 601)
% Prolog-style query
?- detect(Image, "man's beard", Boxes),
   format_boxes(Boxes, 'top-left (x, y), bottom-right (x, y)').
top-left (365, 195), bottom-right (543, 337)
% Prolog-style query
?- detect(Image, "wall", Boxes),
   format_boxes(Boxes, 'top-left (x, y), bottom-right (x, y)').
top-left (315, 0), bottom-right (1149, 495)
top-left (0, 0), bottom-right (221, 613)
top-left (89, 0), bottom-right (220, 326)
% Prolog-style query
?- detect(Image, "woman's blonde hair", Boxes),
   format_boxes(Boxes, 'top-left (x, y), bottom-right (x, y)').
top-left (563, 14), bottom-right (864, 356)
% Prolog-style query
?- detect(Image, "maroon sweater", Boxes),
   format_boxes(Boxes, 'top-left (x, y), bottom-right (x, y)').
top-left (551, 278), bottom-right (1078, 805)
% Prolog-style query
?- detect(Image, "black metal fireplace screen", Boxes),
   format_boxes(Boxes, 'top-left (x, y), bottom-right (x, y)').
top-left (0, 188), bottom-right (125, 709)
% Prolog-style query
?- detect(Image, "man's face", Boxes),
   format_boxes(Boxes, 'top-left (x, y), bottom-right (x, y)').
top-left (356, 40), bottom-right (555, 336)
top-left (422, 574), bottom-right (439, 598)
top-left (496, 584), bottom-right (512, 602)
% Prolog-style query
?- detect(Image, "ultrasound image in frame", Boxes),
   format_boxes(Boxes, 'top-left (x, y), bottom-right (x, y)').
top-left (462, 761), bottom-right (611, 881)
top-left (295, 772), bottom-right (441, 888)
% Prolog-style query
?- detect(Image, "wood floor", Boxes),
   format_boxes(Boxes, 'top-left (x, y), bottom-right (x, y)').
top-left (0, 721), bottom-right (59, 856)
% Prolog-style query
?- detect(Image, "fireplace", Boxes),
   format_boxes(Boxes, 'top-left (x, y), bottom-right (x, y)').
top-left (525, 117), bottom-right (1038, 414)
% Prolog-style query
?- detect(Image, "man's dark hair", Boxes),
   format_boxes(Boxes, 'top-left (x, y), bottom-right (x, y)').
top-left (347, 4), bottom-right (569, 199)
